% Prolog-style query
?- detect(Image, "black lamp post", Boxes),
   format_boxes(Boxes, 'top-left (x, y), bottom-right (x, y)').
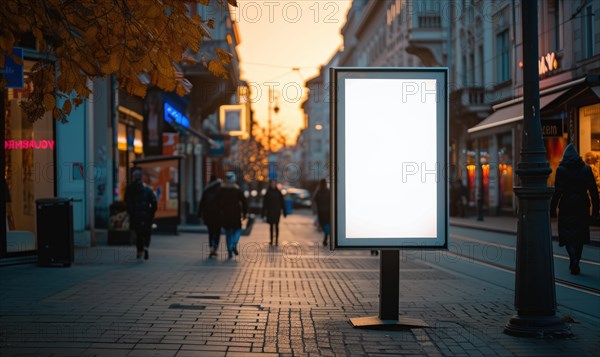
top-left (504, 0), bottom-right (570, 338)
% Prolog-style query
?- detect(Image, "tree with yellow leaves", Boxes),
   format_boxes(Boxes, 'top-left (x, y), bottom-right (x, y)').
top-left (0, 0), bottom-right (237, 122)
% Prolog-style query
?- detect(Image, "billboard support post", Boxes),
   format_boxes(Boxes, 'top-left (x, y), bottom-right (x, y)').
top-left (379, 250), bottom-right (399, 320)
top-left (350, 250), bottom-right (429, 329)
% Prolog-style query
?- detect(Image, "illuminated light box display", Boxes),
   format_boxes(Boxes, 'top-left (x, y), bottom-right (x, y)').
top-left (219, 104), bottom-right (247, 137)
top-left (331, 68), bottom-right (448, 250)
top-left (331, 67), bottom-right (449, 330)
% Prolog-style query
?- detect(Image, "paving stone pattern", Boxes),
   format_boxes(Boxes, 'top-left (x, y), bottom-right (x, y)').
top-left (1, 214), bottom-right (599, 356)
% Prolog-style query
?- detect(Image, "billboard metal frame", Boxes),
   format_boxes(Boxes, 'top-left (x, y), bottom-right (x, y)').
top-left (331, 67), bottom-right (449, 250)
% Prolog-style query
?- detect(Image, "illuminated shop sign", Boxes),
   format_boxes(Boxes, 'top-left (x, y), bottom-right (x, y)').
top-left (518, 51), bottom-right (559, 76)
top-left (331, 67), bottom-right (448, 249)
top-left (5, 139), bottom-right (55, 150)
top-left (539, 52), bottom-right (558, 76)
top-left (164, 103), bottom-right (190, 128)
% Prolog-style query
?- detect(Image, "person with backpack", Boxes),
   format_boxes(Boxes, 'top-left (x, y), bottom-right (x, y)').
top-left (198, 175), bottom-right (222, 258)
top-left (125, 167), bottom-right (158, 260)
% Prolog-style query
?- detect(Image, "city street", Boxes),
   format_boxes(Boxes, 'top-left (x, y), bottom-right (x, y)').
top-left (1, 211), bottom-right (599, 356)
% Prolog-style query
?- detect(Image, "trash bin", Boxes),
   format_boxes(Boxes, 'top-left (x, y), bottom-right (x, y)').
top-left (284, 199), bottom-right (293, 215)
top-left (36, 198), bottom-right (74, 267)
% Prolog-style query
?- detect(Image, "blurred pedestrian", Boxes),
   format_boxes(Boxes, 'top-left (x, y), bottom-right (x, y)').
top-left (3, 176), bottom-right (15, 231)
top-left (551, 143), bottom-right (600, 275)
top-left (198, 174), bottom-right (222, 258)
top-left (313, 178), bottom-right (331, 246)
top-left (218, 172), bottom-right (248, 259)
top-left (125, 168), bottom-right (157, 260)
top-left (262, 179), bottom-right (286, 246)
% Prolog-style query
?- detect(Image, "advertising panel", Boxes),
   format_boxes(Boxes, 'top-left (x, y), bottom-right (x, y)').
top-left (219, 104), bottom-right (247, 137)
top-left (134, 157), bottom-right (180, 220)
top-left (331, 68), bottom-right (448, 249)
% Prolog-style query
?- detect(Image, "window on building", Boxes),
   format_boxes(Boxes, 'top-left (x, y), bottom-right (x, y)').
top-left (547, 0), bottom-right (562, 52)
top-left (582, 4), bottom-right (595, 59)
top-left (495, 29), bottom-right (510, 83)
top-left (461, 55), bottom-right (467, 85)
top-left (314, 139), bottom-right (322, 153)
top-left (580, 103), bottom-right (600, 193)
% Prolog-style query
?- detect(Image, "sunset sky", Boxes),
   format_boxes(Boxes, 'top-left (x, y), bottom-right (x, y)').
top-left (234, 0), bottom-right (352, 145)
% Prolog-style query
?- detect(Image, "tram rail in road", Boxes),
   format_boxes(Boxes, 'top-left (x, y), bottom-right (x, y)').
top-left (415, 226), bottom-right (600, 319)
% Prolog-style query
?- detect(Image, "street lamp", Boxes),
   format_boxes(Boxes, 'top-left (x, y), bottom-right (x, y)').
top-left (504, 0), bottom-right (570, 338)
top-left (267, 87), bottom-right (280, 155)
top-left (267, 88), bottom-right (279, 181)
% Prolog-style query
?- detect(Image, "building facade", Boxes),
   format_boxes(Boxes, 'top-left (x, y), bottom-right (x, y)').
top-left (300, 0), bottom-right (600, 217)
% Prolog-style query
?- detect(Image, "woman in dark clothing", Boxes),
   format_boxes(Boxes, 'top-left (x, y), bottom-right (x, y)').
top-left (125, 168), bottom-right (158, 260)
top-left (262, 180), bottom-right (286, 246)
top-left (217, 172), bottom-right (248, 259)
top-left (313, 178), bottom-right (331, 246)
top-left (551, 143), bottom-right (600, 275)
top-left (198, 175), bottom-right (222, 258)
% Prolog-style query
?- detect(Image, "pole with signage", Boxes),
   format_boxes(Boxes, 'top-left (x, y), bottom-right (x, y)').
top-left (331, 68), bottom-right (448, 329)
top-left (503, 0), bottom-right (570, 338)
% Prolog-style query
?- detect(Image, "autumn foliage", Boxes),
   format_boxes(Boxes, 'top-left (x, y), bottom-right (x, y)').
top-left (0, 0), bottom-right (237, 122)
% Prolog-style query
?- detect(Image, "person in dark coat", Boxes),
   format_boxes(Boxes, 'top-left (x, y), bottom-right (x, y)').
top-left (313, 178), bottom-right (331, 246)
top-left (551, 143), bottom-right (599, 275)
top-left (125, 168), bottom-right (158, 260)
top-left (198, 175), bottom-right (222, 258)
top-left (217, 172), bottom-right (248, 259)
top-left (262, 179), bottom-right (286, 246)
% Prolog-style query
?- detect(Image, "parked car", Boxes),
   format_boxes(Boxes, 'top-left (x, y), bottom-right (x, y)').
top-left (283, 187), bottom-right (312, 209)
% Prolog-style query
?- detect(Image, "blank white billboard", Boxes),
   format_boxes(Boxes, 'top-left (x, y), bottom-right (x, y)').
top-left (331, 68), bottom-right (448, 249)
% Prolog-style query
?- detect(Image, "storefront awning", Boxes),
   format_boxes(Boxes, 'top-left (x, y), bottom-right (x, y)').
top-left (467, 89), bottom-right (569, 136)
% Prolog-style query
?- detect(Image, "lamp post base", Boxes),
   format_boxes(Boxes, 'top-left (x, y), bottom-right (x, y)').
top-left (504, 315), bottom-right (572, 338)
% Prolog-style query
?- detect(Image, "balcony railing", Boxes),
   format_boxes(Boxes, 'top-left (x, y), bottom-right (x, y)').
top-left (417, 15), bottom-right (441, 28)
top-left (466, 87), bottom-right (485, 105)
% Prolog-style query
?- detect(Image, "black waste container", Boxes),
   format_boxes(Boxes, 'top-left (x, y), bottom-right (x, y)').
top-left (36, 198), bottom-right (74, 267)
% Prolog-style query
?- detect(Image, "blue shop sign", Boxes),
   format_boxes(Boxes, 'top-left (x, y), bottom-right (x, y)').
top-left (1, 48), bottom-right (24, 88)
top-left (164, 102), bottom-right (190, 128)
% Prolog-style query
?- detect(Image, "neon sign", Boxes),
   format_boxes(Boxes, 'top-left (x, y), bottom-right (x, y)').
top-left (538, 52), bottom-right (558, 76)
top-left (5, 140), bottom-right (55, 150)
top-left (518, 51), bottom-right (559, 76)
top-left (164, 103), bottom-right (190, 128)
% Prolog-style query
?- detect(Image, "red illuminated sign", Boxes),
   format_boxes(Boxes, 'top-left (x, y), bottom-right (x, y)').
top-left (4, 140), bottom-right (55, 150)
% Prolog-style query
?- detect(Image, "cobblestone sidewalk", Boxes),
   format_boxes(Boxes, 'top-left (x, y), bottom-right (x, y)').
top-left (1, 213), bottom-right (599, 356)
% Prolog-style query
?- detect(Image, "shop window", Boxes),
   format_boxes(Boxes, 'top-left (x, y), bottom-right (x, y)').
top-left (498, 133), bottom-right (513, 211)
top-left (580, 103), bottom-right (600, 192)
top-left (4, 60), bottom-right (55, 250)
top-left (117, 117), bottom-right (143, 201)
top-left (545, 137), bottom-right (567, 187)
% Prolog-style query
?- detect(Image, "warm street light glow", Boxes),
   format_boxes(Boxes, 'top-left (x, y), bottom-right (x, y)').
top-left (315, 124), bottom-right (323, 130)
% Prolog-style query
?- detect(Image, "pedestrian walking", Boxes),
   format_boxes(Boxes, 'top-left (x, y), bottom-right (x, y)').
top-left (313, 178), bottom-right (331, 246)
top-left (198, 175), bottom-right (222, 258)
top-left (125, 168), bottom-right (158, 260)
top-left (262, 179), bottom-right (286, 246)
top-left (551, 143), bottom-right (600, 275)
top-left (217, 172), bottom-right (248, 259)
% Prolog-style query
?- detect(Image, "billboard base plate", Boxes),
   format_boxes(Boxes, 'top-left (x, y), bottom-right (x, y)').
top-left (349, 316), bottom-right (429, 330)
